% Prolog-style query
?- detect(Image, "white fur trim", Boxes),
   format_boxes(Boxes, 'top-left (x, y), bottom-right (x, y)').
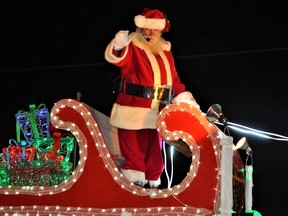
top-left (148, 178), bottom-right (161, 187)
top-left (109, 103), bottom-right (160, 129)
top-left (134, 15), bottom-right (166, 30)
top-left (158, 51), bottom-right (172, 85)
top-left (172, 91), bottom-right (200, 109)
top-left (121, 168), bottom-right (146, 184)
top-left (132, 30), bottom-right (171, 51)
top-left (162, 40), bottom-right (171, 51)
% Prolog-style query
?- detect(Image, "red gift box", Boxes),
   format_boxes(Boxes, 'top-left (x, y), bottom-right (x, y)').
top-left (2, 145), bottom-right (36, 168)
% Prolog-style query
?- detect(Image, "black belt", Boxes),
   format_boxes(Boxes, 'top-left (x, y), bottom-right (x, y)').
top-left (121, 81), bottom-right (174, 104)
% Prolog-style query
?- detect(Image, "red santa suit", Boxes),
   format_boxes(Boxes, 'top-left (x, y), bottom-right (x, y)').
top-left (104, 9), bottom-right (199, 187)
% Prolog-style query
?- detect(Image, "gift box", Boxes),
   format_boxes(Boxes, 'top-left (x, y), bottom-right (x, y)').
top-left (49, 125), bottom-right (75, 172)
top-left (0, 168), bottom-right (9, 186)
top-left (9, 166), bottom-right (52, 186)
top-left (2, 139), bottom-right (36, 169)
top-left (0, 161), bottom-right (6, 170)
top-left (0, 108), bottom-right (76, 186)
top-left (0, 153), bottom-right (9, 186)
top-left (15, 103), bottom-right (50, 144)
top-left (56, 136), bottom-right (74, 172)
top-left (31, 133), bottom-right (74, 173)
top-left (0, 153), bottom-right (6, 169)
top-left (32, 137), bottom-right (55, 161)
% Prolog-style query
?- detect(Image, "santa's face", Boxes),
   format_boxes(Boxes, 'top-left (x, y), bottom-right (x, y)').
top-left (142, 28), bottom-right (162, 44)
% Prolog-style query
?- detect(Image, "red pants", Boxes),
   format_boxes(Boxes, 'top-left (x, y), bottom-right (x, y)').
top-left (118, 128), bottom-right (164, 181)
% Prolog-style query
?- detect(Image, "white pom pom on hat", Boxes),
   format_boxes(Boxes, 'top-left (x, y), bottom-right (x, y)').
top-left (134, 15), bottom-right (146, 28)
top-left (134, 8), bottom-right (170, 32)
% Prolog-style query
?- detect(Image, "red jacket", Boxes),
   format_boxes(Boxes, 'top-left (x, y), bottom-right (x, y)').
top-left (105, 31), bottom-right (186, 130)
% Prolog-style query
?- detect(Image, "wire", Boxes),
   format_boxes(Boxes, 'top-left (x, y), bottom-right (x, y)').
top-left (167, 146), bottom-right (174, 188)
top-left (175, 46), bottom-right (288, 60)
top-left (0, 62), bottom-right (106, 73)
top-left (214, 121), bottom-right (288, 141)
top-left (2, 47), bottom-right (287, 73)
top-left (163, 141), bottom-right (174, 189)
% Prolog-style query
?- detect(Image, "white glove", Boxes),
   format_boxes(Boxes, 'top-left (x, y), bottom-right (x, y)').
top-left (172, 91), bottom-right (200, 109)
top-left (114, 30), bottom-right (131, 51)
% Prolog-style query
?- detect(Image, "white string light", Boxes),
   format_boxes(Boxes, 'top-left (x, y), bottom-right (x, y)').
top-left (215, 121), bottom-right (288, 141)
top-left (163, 142), bottom-right (175, 189)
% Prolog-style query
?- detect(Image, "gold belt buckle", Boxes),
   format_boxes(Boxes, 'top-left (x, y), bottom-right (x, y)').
top-left (153, 84), bottom-right (173, 104)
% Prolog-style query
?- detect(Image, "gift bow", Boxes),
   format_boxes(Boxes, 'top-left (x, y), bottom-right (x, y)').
top-left (8, 139), bottom-right (33, 160)
top-left (9, 139), bottom-right (31, 147)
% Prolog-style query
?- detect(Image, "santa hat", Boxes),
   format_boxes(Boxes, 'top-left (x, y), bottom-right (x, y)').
top-left (134, 8), bottom-right (170, 32)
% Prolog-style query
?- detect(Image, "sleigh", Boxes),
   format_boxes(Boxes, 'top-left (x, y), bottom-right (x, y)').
top-left (0, 98), bottom-right (245, 215)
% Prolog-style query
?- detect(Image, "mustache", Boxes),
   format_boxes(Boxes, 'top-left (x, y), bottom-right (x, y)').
top-left (143, 35), bottom-right (159, 43)
top-left (143, 35), bottom-right (151, 42)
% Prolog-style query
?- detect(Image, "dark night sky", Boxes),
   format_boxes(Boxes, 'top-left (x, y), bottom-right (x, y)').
top-left (1, 1), bottom-right (288, 215)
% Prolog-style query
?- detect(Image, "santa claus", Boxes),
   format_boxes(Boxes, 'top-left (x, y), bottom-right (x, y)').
top-left (104, 8), bottom-right (200, 188)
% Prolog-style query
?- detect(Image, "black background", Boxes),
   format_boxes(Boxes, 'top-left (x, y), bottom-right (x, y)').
top-left (1, 1), bottom-right (288, 215)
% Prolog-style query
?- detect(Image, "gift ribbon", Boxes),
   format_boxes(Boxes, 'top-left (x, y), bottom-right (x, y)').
top-left (16, 103), bottom-right (46, 143)
top-left (9, 139), bottom-right (31, 147)
top-left (52, 131), bottom-right (62, 159)
top-left (27, 104), bottom-right (41, 140)
top-left (49, 125), bottom-right (73, 159)
top-left (6, 148), bottom-right (10, 170)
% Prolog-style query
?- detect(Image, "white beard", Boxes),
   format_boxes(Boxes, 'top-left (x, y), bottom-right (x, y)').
top-left (135, 28), bottom-right (165, 55)
top-left (149, 40), bottom-right (164, 55)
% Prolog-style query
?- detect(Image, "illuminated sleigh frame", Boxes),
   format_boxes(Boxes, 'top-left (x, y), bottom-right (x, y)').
top-left (0, 99), bottom-right (241, 216)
